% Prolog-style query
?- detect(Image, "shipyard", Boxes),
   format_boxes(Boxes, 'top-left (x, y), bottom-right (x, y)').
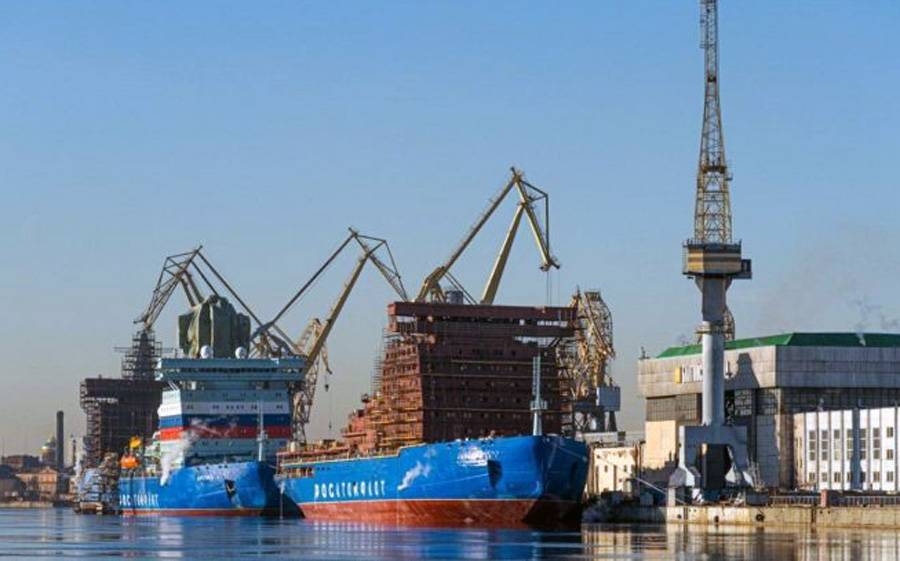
top-left (1, 1), bottom-right (897, 560)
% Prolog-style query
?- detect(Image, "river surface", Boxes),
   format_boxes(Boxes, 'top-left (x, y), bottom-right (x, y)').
top-left (1, 509), bottom-right (899, 560)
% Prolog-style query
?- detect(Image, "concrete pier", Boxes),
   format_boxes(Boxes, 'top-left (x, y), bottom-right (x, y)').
top-left (611, 504), bottom-right (900, 530)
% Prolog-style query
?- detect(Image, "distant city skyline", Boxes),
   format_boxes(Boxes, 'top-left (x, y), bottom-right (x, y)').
top-left (1, 1), bottom-right (898, 454)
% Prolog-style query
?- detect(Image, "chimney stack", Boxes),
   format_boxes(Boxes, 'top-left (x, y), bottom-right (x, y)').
top-left (56, 411), bottom-right (64, 471)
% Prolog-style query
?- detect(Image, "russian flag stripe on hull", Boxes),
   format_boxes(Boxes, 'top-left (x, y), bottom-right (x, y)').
top-left (159, 426), bottom-right (292, 441)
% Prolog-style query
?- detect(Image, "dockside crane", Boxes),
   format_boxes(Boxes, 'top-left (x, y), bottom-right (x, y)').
top-left (136, 246), bottom-right (286, 358)
top-left (415, 167), bottom-right (559, 305)
top-left (674, 0), bottom-right (755, 492)
top-left (260, 228), bottom-right (407, 443)
top-left (559, 289), bottom-right (619, 434)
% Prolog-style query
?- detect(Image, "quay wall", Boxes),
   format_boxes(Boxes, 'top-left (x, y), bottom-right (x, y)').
top-left (612, 504), bottom-right (900, 529)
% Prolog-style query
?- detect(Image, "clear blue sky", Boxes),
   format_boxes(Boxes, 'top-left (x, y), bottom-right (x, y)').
top-left (1, 2), bottom-right (898, 456)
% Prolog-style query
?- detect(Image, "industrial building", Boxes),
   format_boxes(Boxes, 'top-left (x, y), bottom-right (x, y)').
top-left (638, 332), bottom-right (900, 489)
top-left (586, 433), bottom-right (642, 495)
top-left (795, 405), bottom-right (900, 493)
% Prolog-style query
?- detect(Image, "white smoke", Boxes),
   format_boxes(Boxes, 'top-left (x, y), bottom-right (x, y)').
top-left (159, 422), bottom-right (202, 485)
top-left (73, 438), bottom-right (84, 479)
top-left (853, 298), bottom-right (900, 333)
top-left (397, 461), bottom-right (431, 491)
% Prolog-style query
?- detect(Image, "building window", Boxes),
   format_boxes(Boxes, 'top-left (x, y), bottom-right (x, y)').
top-left (821, 472), bottom-right (828, 483)
top-left (809, 473), bottom-right (816, 484)
top-left (888, 427), bottom-right (894, 439)
top-left (888, 471), bottom-right (895, 483)
top-left (833, 472), bottom-right (841, 483)
top-left (821, 436), bottom-right (829, 461)
top-left (874, 472), bottom-right (881, 483)
top-left (888, 449), bottom-right (894, 461)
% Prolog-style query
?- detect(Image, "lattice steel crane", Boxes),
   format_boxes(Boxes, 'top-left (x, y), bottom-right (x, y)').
top-left (558, 289), bottom-right (618, 434)
top-left (674, 0), bottom-right (755, 492)
top-left (261, 228), bottom-right (407, 443)
top-left (136, 247), bottom-right (279, 352)
top-left (415, 167), bottom-right (559, 304)
top-left (693, 0), bottom-right (741, 341)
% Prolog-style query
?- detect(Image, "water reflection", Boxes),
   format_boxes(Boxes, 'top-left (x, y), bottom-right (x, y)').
top-left (581, 524), bottom-right (900, 561)
top-left (3, 510), bottom-right (900, 559)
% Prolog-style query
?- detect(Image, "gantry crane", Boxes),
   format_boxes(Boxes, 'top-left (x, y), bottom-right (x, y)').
top-left (259, 228), bottom-right (407, 443)
top-left (558, 289), bottom-right (619, 434)
top-left (415, 167), bottom-right (559, 305)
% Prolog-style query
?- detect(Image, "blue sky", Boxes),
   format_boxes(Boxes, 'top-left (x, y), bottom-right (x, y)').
top-left (1, 2), bottom-right (898, 455)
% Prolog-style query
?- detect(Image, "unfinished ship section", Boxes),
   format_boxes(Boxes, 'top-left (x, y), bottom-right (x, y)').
top-left (277, 169), bottom-right (614, 526)
top-left (342, 301), bottom-right (575, 453)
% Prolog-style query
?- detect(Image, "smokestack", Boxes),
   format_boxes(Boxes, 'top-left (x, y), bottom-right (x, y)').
top-left (55, 411), bottom-right (64, 472)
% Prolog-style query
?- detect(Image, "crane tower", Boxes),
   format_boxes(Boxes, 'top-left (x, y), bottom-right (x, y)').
top-left (672, 0), bottom-right (754, 496)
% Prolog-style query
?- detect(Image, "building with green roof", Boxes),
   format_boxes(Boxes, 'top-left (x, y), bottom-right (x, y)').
top-left (638, 332), bottom-right (900, 489)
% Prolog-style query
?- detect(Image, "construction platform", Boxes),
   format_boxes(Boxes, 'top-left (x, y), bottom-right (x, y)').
top-left (302, 301), bottom-right (577, 457)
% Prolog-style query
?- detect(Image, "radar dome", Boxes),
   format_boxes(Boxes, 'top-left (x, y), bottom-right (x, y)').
top-left (235, 346), bottom-right (248, 359)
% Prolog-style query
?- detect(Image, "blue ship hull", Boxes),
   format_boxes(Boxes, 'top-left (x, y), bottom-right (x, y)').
top-left (119, 461), bottom-right (296, 516)
top-left (277, 435), bottom-right (588, 526)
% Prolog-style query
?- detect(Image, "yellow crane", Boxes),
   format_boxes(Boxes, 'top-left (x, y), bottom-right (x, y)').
top-left (415, 167), bottom-right (559, 305)
top-left (260, 228), bottom-right (407, 443)
top-left (559, 289), bottom-right (618, 434)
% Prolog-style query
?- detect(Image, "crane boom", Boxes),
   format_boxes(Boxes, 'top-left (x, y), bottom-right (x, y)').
top-left (480, 205), bottom-right (524, 305)
top-left (416, 167), bottom-right (559, 305)
top-left (269, 228), bottom-right (406, 442)
top-left (303, 252), bottom-right (368, 368)
top-left (480, 180), bottom-right (559, 304)
top-left (136, 247), bottom-right (203, 329)
top-left (415, 170), bottom-right (520, 302)
top-left (351, 231), bottom-right (408, 301)
top-left (516, 180), bottom-right (557, 272)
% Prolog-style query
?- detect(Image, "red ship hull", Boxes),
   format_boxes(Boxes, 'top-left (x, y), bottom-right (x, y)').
top-left (299, 498), bottom-right (580, 527)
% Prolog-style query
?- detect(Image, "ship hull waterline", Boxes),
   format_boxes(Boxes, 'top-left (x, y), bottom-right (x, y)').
top-left (278, 435), bottom-right (588, 527)
top-left (119, 461), bottom-right (298, 517)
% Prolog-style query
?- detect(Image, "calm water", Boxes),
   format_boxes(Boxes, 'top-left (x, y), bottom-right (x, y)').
top-left (1, 509), bottom-right (900, 560)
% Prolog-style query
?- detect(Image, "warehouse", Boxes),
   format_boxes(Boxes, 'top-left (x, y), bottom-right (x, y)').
top-left (637, 333), bottom-right (900, 489)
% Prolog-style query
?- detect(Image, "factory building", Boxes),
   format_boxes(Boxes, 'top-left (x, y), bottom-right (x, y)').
top-left (637, 333), bottom-right (900, 489)
top-left (795, 406), bottom-right (900, 492)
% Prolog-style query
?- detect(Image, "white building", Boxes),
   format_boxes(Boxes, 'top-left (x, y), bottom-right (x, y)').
top-left (795, 406), bottom-right (900, 492)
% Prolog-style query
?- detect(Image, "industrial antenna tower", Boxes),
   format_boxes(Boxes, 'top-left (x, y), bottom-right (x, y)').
top-left (672, 0), bottom-right (754, 497)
